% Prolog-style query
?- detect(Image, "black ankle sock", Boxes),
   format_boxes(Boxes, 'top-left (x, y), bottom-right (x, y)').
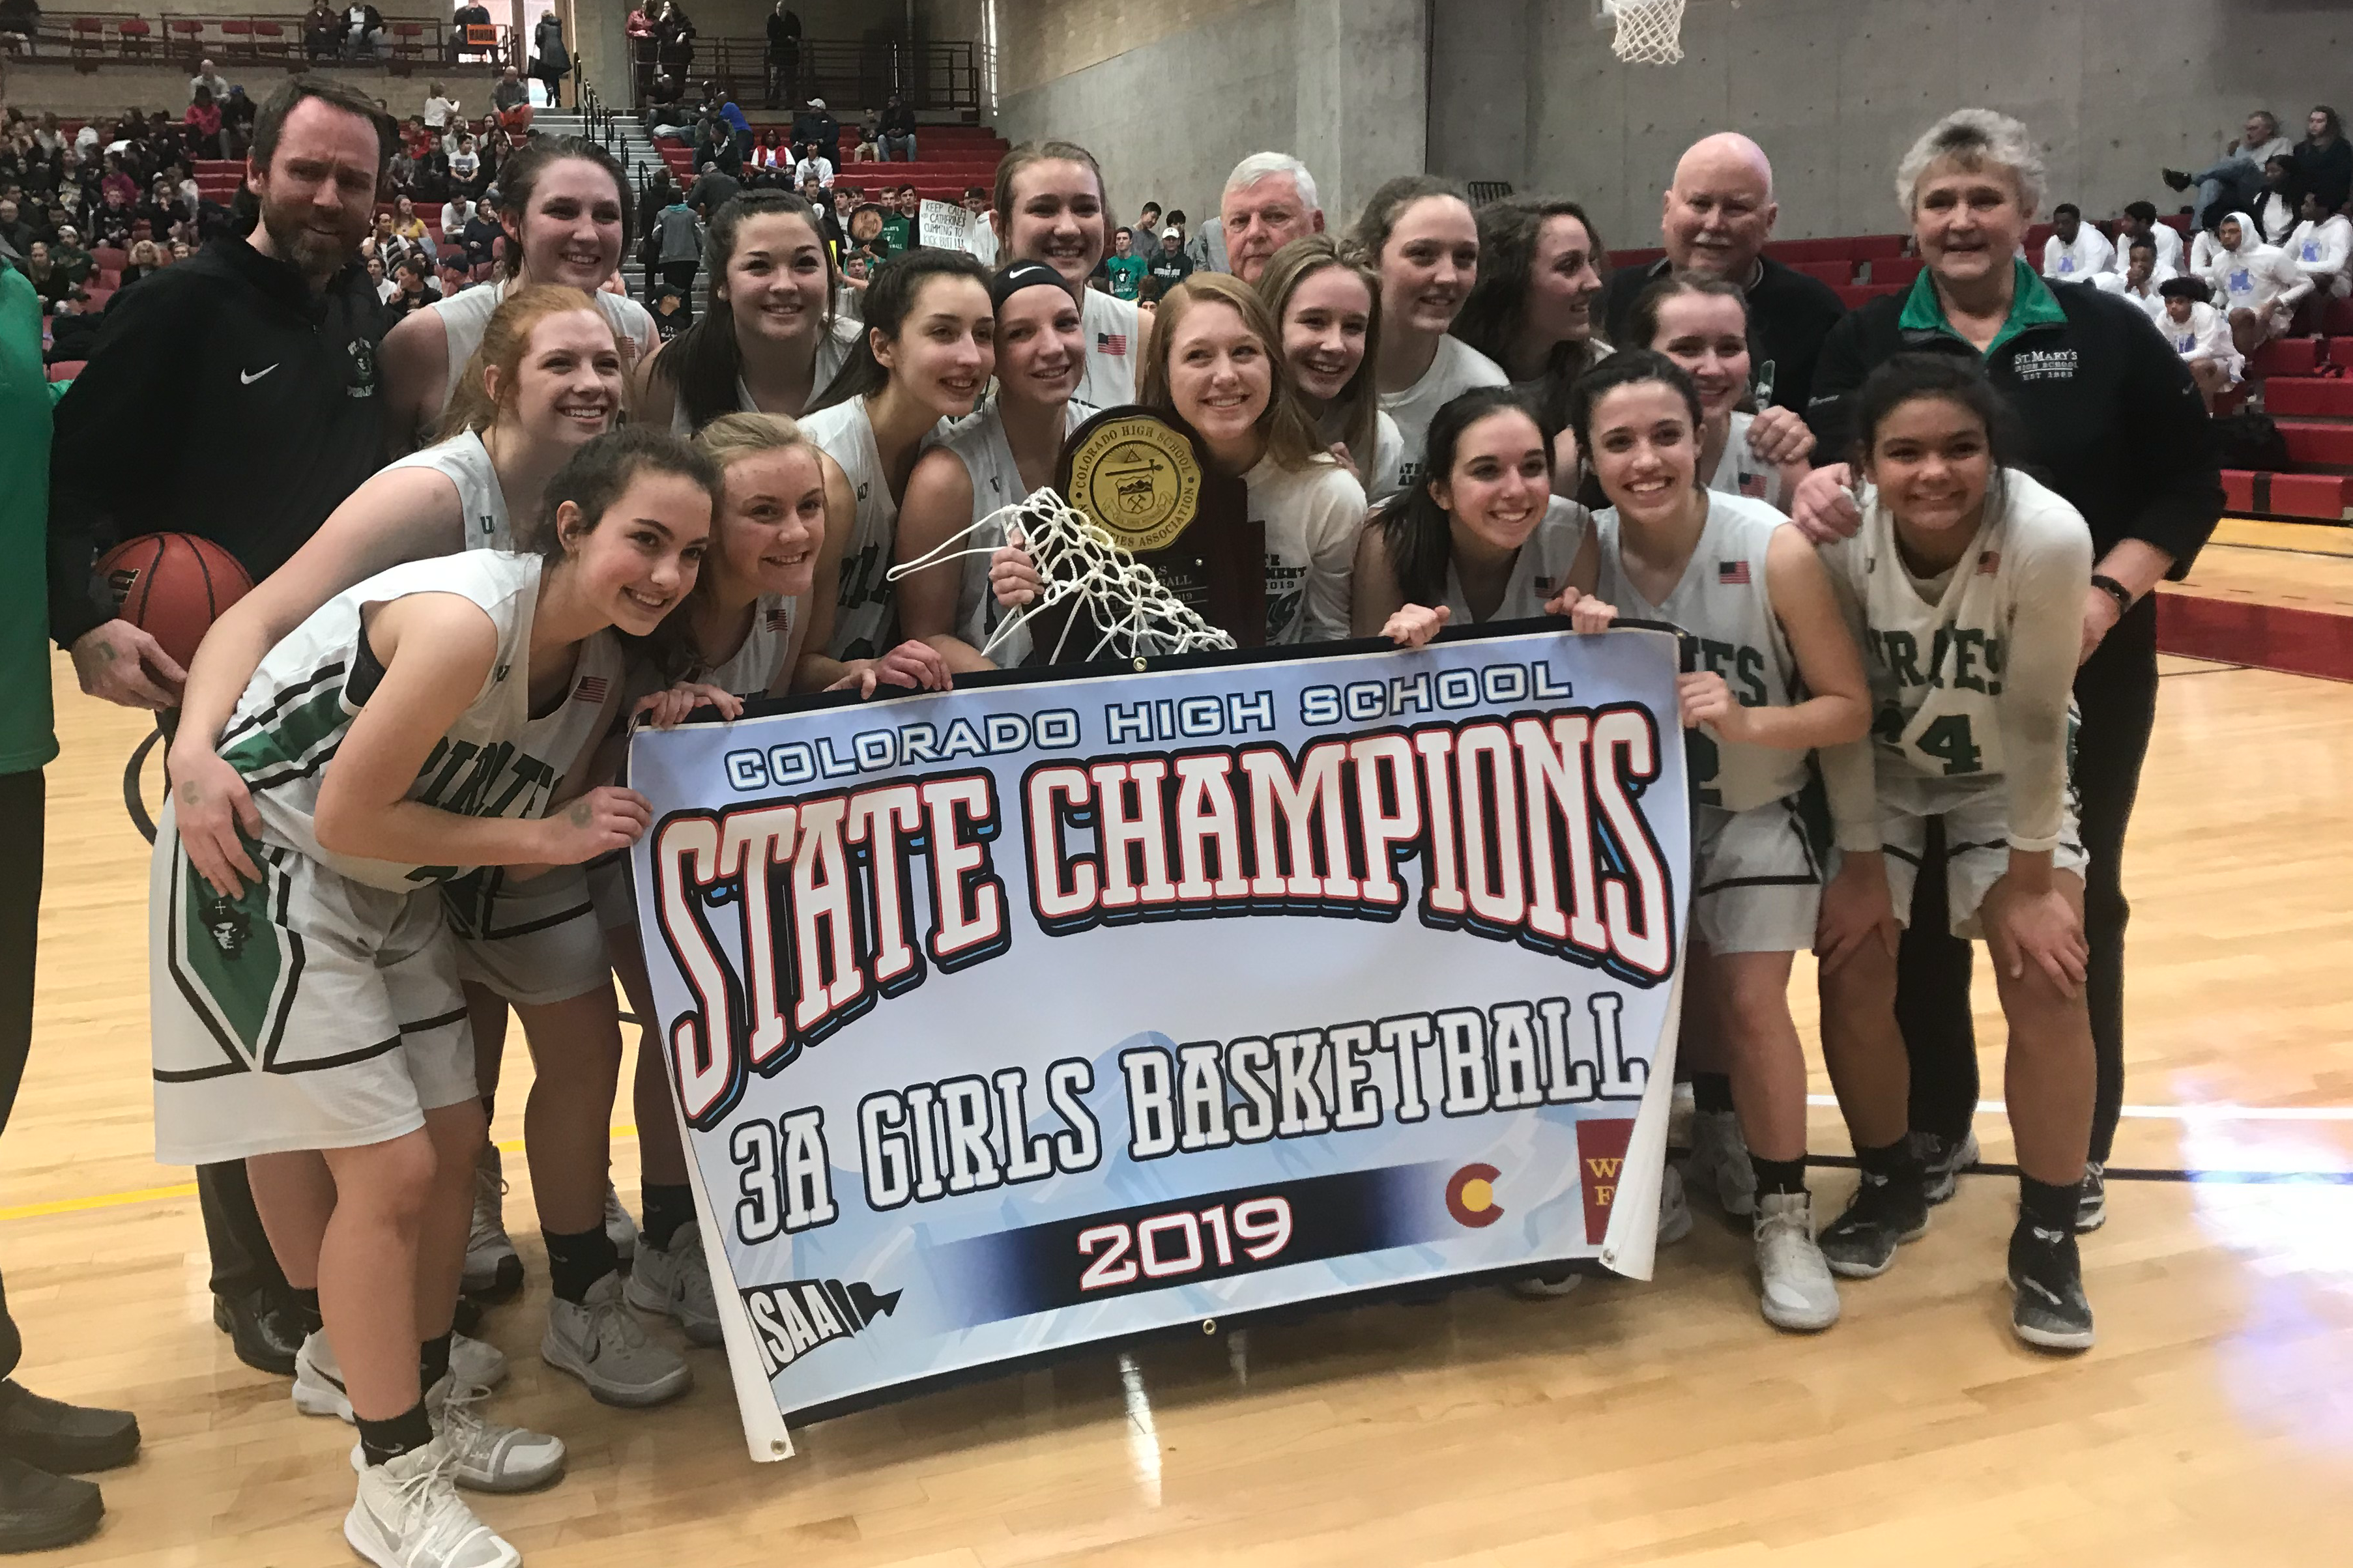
top-left (640, 1183), bottom-right (695, 1252)
top-left (291, 1287), bottom-right (324, 1339)
top-left (356, 1401), bottom-right (432, 1466)
top-left (1750, 1155), bottom-right (1809, 1197)
top-left (1855, 1137), bottom-right (1922, 1183)
top-left (1690, 1072), bottom-right (1736, 1114)
top-left (2018, 1175), bottom-right (2078, 1233)
top-left (545, 1224), bottom-right (620, 1304)
top-left (418, 1331), bottom-right (452, 1391)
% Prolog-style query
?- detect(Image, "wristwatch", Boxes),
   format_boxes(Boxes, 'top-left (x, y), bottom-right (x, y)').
top-left (2090, 573), bottom-right (2135, 615)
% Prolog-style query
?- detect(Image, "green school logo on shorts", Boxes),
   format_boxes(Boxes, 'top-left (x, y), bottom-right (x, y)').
top-left (180, 857), bottom-right (284, 1056)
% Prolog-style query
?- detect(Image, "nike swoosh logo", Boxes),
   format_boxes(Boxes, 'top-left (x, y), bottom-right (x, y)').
top-left (241, 365), bottom-right (278, 384)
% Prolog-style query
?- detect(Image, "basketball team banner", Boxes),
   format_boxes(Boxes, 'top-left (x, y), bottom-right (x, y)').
top-left (626, 625), bottom-right (1692, 1453)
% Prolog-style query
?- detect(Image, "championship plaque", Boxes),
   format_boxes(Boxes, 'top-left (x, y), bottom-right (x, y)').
top-left (1045, 406), bottom-right (1260, 656)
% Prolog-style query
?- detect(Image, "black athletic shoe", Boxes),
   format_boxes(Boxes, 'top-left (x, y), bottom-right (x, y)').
top-left (2161, 168), bottom-right (2192, 192)
top-left (0, 1455), bottom-right (101, 1553)
top-left (2008, 1220), bottom-right (2096, 1352)
top-left (212, 1287), bottom-right (302, 1376)
top-left (1913, 1130), bottom-right (1980, 1206)
top-left (1817, 1171), bottom-right (1929, 1279)
top-left (2075, 1161), bottom-right (2107, 1234)
top-left (0, 1383), bottom-right (138, 1474)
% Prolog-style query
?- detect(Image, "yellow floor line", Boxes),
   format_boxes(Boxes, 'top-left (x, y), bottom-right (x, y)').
top-left (0, 1126), bottom-right (643, 1224)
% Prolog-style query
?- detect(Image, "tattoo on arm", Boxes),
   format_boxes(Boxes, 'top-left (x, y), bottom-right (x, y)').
top-left (567, 797), bottom-right (593, 827)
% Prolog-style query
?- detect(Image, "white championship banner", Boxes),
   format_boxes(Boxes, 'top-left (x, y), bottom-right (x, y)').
top-left (626, 625), bottom-right (1693, 1449)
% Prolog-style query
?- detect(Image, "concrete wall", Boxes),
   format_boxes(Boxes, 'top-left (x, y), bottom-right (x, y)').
top-left (1430, 0), bottom-right (2353, 246)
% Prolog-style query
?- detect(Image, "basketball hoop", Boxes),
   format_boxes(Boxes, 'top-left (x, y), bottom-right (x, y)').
top-left (1604, 0), bottom-right (1687, 64)
top-left (887, 489), bottom-right (1235, 666)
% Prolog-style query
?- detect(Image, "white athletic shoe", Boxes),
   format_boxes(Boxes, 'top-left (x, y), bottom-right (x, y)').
top-left (1658, 1162), bottom-right (1694, 1246)
top-left (1508, 1270), bottom-right (1584, 1300)
top-left (625, 1222), bottom-right (721, 1347)
top-left (542, 1272), bottom-right (692, 1407)
top-left (293, 1330), bottom-right (354, 1422)
top-left (1754, 1191), bottom-right (1841, 1333)
top-left (343, 1436), bottom-right (521, 1568)
top-left (1684, 1109), bottom-right (1757, 1218)
top-left (347, 1379), bottom-right (564, 1494)
top-left (463, 1147), bottom-right (523, 1298)
top-left (604, 1183), bottom-right (639, 1265)
top-left (450, 1332), bottom-right (508, 1392)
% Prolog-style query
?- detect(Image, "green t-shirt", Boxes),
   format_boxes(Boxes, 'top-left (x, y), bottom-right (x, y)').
top-left (1104, 254), bottom-right (1148, 300)
top-left (0, 266), bottom-right (55, 773)
top-left (879, 212), bottom-right (913, 256)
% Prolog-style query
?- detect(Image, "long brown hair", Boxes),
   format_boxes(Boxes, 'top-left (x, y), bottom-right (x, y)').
top-left (1255, 235), bottom-right (1383, 472)
top-left (437, 284), bottom-right (615, 441)
top-left (1139, 272), bottom-right (1325, 474)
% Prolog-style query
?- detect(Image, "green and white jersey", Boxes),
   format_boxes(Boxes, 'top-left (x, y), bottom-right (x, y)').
top-left (1595, 491), bottom-right (1805, 812)
top-left (931, 397), bottom-right (1093, 665)
top-left (806, 395), bottom-right (936, 663)
top-left (216, 550), bottom-right (544, 891)
top-left (1443, 498), bottom-right (1589, 625)
top-left (1817, 468), bottom-right (2092, 852)
top-left (695, 595), bottom-right (799, 700)
top-left (384, 429), bottom-right (512, 550)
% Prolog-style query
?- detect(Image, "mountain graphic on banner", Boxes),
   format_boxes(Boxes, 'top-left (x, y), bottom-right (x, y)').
top-left (740, 1276), bottom-right (904, 1377)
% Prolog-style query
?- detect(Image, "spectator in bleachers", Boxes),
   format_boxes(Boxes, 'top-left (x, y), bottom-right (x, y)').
top-left (459, 192), bottom-right (501, 276)
top-left (2040, 203), bottom-right (2115, 281)
top-left (96, 154), bottom-right (133, 208)
top-left (650, 180), bottom-right (702, 302)
top-left (2293, 106), bottom-right (2351, 215)
top-left (654, 0), bottom-right (695, 79)
top-left (1148, 225), bottom-right (1193, 290)
top-left (532, 10), bottom-right (569, 109)
top-left (2204, 208), bottom-right (2309, 356)
top-left (1104, 227), bottom-right (1146, 301)
top-left (189, 60), bottom-right (229, 108)
top-left (362, 252), bottom-right (390, 302)
top-left (878, 91), bottom-right (917, 163)
top-left (793, 96), bottom-right (839, 168)
top-left (0, 0), bottom-right (38, 57)
top-left (715, 89), bottom-right (752, 165)
top-left (28, 114), bottom-right (57, 162)
top-left (424, 83), bottom-right (459, 136)
top-left (792, 139), bottom-right (833, 190)
top-left (17, 241), bottom-right (57, 306)
top-left (766, 2), bottom-right (801, 107)
top-left (688, 160), bottom-right (739, 222)
top-left (382, 255), bottom-right (439, 319)
top-left (438, 190), bottom-right (475, 240)
top-left (391, 193), bottom-right (432, 258)
top-left (451, 0), bottom-right (491, 59)
top-left (2156, 276), bottom-right (2237, 407)
top-left (2116, 201), bottom-right (2184, 275)
top-left (384, 144), bottom-right (419, 203)
top-left (1598, 131), bottom-right (1845, 412)
top-left (167, 238), bottom-right (190, 263)
top-left (627, 5), bottom-right (656, 91)
top-left (2285, 188), bottom-right (2352, 333)
top-left (433, 251), bottom-right (469, 298)
top-left (46, 225), bottom-right (88, 291)
top-left (447, 132), bottom-right (481, 195)
top-left (644, 72), bottom-right (686, 136)
top-left (222, 87), bottom-right (255, 161)
top-left (0, 202), bottom-right (28, 260)
top-left (44, 293), bottom-right (99, 362)
top-left (2165, 109), bottom-right (2292, 231)
top-left (89, 186), bottom-right (133, 250)
top-left (2099, 236), bottom-right (2172, 318)
top-left (493, 66), bottom-right (533, 136)
top-left (2253, 155), bottom-right (2300, 244)
top-left (1220, 152), bottom-right (1324, 285)
top-left (343, 1), bottom-right (383, 60)
top-left (303, 0), bottom-right (339, 60)
top-left (118, 238), bottom-right (164, 289)
top-left (846, 109), bottom-right (878, 164)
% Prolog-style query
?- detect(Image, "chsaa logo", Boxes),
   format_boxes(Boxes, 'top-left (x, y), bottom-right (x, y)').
top-left (1445, 1162), bottom-right (1505, 1228)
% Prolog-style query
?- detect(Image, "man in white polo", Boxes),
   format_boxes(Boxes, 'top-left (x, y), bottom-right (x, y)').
top-left (1219, 151), bottom-right (1323, 283)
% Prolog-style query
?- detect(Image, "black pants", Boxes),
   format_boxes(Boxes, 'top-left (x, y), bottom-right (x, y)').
top-left (0, 770), bottom-right (40, 1378)
top-left (1899, 607), bottom-right (2161, 1164)
top-left (149, 712), bottom-right (291, 1305)
top-left (651, 259), bottom-right (696, 306)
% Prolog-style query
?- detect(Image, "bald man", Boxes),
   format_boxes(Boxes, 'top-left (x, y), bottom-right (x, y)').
top-left (1220, 152), bottom-right (1325, 283)
top-left (1600, 132), bottom-right (1846, 412)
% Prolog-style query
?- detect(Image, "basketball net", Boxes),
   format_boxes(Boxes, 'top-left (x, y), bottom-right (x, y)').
top-left (1605, 0), bottom-right (1686, 64)
top-left (886, 489), bottom-right (1236, 666)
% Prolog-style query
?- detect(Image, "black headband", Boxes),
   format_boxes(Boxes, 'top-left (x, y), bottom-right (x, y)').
top-left (990, 261), bottom-right (1067, 313)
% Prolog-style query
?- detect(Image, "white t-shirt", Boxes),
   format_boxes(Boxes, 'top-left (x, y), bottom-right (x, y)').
top-left (1247, 455), bottom-right (1366, 645)
top-left (1318, 406), bottom-right (1404, 498)
top-left (2041, 227), bottom-right (2116, 280)
top-left (1078, 289), bottom-right (1141, 409)
top-left (1374, 336), bottom-right (1509, 502)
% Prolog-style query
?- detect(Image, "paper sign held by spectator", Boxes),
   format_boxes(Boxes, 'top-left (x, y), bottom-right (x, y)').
top-left (921, 199), bottom-right (989, 262)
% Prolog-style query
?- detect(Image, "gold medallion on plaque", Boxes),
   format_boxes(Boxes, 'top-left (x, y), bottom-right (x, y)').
top-left (1063, 415), bottom-right (1202, 554)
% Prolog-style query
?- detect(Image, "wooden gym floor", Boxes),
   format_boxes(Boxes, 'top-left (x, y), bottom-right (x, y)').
top-left (7, 541), bottom-right (2353, 1567)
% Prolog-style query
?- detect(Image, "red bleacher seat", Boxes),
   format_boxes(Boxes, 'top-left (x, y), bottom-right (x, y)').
top-left (2221, 470), bottom-right (2255, 511)
top-left (92, 246), bottom-right (126, 272)
top-left (2327, 298), bottom-right (2353, 336)
top-left (2221, 468), bottom-right (2350, 519)
top-left (1614, 246), bottom-right (1666, 271)
top-left (2277, 420), bottom-right (2353, 469)
top-left (2265, 379), bottom-right (2353, 418)
top-left (1870, 256), bottom-right (1925, 287)
top-left (2253, 338), bottom-right (2322, 378)
top-left (1788, 259), bottom-right (1853, 287)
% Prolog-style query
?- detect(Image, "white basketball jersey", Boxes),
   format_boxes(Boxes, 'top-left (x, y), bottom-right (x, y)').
top-left (665, 317), bottom-right (859, 434)
top-left (439, 629), bottom-right (624, 937)
top-left (697, 595), bottom-right (800, 699)
top-left (1822, 470), bottom-right (2080, 818)
top-left (1443, 498), bottom-right (1589, 624)
top-left (1078, 290), bottom-right (1140, 410)
top-left (1707, 412), bottom-right (1785, 511)
top-left (1595, 491), bottom-right (1804, 812)
top-left (383, 429), bottom-right (512, 550)
top-left (932, 397), bottom-right (1093, 664)
top-left (805, 395), bottom-right (927, 662)
top-left (216, 552), bottom-right (542, 891)
top-left (433, 280), bottom-right (656, 440)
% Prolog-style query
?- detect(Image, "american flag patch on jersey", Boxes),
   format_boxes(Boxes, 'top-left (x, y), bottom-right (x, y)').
top-left (1738, 473), bottom-right (1768, 499)
top-left (572, 676), bottom-right (609, 704)
top-left (765, 602), bottom-right (790, 628)
top-left (1097, 331), bottom-right (1127, 356)
top-left (1977, 550), bottom-right (2001, 575)
top-left (1718, 560), bottom-right (1752, 585)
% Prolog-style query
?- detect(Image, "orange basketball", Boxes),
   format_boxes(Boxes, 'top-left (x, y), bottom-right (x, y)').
top-left (94, 533), bottom-right (255, 670)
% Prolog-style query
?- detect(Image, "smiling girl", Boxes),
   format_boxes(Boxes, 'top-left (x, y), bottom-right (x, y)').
top-left (634, 192), bottom-right (861, 434)
top-left (1256, 235), bottom-right (1403, 490)
top-left (1452, 196), bottom-right (1610, 464)
top-left (990, 139), bottom-right (1139, 407)
top-left (1632, 274), bottom-right (1815, 509)
top-left (151, 429), bottom-right (720, 1568)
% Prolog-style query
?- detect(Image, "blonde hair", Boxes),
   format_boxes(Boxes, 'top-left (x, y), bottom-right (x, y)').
top-left (1254, 235), bottom-right (1382, 473)
top-left (693, 409), bottom-right (816, 470)
top-left (1138, 272), bottom-right (1326, 473)
top-left (437, 284), bottom-right (613, 442)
